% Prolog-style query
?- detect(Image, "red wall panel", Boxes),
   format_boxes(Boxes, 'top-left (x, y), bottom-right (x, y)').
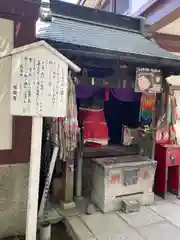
top-left (0, 0), bottom-right (40, 19)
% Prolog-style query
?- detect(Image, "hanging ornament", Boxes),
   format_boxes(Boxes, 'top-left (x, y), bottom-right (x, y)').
top-left (167, 92), bottom-right (177, 144)
top-left (139, 92), bottom-right (156, 124)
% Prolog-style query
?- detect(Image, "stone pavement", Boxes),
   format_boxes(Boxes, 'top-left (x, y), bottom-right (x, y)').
top-left (65, 196), bottom-right (180, 240)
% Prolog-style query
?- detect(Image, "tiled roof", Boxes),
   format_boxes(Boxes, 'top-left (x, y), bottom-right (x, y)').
top-left (36, 16), bottom-right (180, 66)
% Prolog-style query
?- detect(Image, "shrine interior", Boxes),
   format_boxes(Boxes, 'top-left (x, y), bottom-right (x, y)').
top-left (75, 61), bottom-right (143, 149)
top-left (76, 85), bottom-right (141, 146)
top-left (38, 57), bottom-right (161, 205)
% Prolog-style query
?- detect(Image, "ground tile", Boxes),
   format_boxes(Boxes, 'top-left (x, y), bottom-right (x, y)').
top-left (138, 221), bottom-right (180, 240)
top-left (154, 195), bottom-right (163, 202)
top-left (117, 207), bottom-right (163, 228)
top-left (173, 198), bottom-right (180, 207)
top-left (81, 212), bottom-right (129, 238)
top-left (149, 202), bottom-right (180, 228)
top-left (96, 228), bottom-right (145, 240)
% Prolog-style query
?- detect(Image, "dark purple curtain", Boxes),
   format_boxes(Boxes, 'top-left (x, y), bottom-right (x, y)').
top-left (76, 84), bottom-right (140, 102)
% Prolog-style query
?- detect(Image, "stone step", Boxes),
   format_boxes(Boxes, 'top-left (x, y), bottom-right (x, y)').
top-left (38, 207), bottom-right (63, 226)
top-left (65, 215), bottom-right (96, 240)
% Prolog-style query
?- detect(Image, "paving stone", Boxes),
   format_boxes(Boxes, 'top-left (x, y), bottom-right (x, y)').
top-left (138, 221), bottom-right (180, 240)
top-left (154, 193), bottom-right (176, 204)
top-left (154, 195), bottom-right (163, 203)
top-left (96, 228), bottom-right (145, 240)
top-left (173, 198), bottom-right (180, 207)
top-left (81, 212), bottom-right (129, 238)
top-left (117, 207), bottom-right (163, 228)
top-left (149, 202), bottom-right (180, 228)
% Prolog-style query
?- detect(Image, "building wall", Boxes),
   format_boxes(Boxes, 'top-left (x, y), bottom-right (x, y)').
top-left (131, 0), bottom-right (148, 15)
top-left (0, 0), bottom-right (40, 165)
top-left (101, 0), bottom-right (131, 15)
top-left (101, 0), bottom-right (113, 12)
top-left (0, 0), bottom-right (40, 238)
top-left (0, 19), bottom-right (14, 151)
top-left (100, 0), bottom-right (148, 15)
top-left (0, 163), bottom-right (29, 238)
top-left (115, 0), bottom-right (131, 14)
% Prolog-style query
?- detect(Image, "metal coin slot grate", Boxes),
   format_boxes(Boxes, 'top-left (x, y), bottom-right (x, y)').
top-left (123, 168), bottom-right (140, 186)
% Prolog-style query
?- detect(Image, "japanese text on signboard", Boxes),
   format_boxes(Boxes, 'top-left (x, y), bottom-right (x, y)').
top-left (11, 56), bottom-right (68, 117)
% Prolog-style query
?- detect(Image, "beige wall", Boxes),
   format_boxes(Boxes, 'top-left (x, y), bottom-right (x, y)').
top-left (131, 0), bottom-right (149, 14)
top-left (0, 18), bottom-right (29, 239)
top-left (171, 52), bottom-right (180, 56)
top-left (0, 163), bottom-right (29, 238)
top-left (0, 18), bottom-right (13, 150)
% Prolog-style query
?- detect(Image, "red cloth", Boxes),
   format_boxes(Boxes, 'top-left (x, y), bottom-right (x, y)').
top-left (79, 108), bottom-right (108, 144)
top-left (105, 88), bottom-right (109, 101)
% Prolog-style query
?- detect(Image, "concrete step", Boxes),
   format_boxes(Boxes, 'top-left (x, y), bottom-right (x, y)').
top-left (65, 215), bottom-right (96, 240)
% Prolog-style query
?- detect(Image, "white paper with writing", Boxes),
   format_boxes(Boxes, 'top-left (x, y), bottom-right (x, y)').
top-left (10, 47), bottom-right (68, 117)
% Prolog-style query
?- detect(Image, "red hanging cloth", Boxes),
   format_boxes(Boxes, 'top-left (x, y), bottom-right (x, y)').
top-left (79, 107), bottom-right (108, 146)
top-left (105, 88), bottom-right (109, 101)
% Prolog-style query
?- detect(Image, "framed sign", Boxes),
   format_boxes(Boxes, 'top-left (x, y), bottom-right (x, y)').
top-left (135, 68), bottom-right (162, 93)
top-left (10, 45), bottom-right (69, 117)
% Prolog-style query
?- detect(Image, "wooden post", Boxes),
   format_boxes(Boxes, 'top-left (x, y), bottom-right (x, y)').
top-left (26, 117), bottom-right (43, 240)
top-left (60, 152), bottom-right (75, 208)
top-left (38, 145), bottom-right (59, 218)
top-left (62, 156), bottom-right (74, 202)
top-left (151, 101), bottom-right (156, 160)
top-left (75, 128), bottom-right (84, 200)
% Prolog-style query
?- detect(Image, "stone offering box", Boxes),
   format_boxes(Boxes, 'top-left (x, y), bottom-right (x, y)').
top-left (91, 155), bottom-right (157, 212)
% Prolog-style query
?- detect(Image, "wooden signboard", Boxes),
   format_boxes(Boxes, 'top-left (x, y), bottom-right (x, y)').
top-left (11, 47), bottom-right (69, 117)
top-left (6, 41), bottom-right (80, 240)
top-left (135, 68), bottom-right (162, 93)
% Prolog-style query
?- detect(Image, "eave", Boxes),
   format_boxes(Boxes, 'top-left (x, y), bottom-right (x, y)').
top-left (153, 33), bottom-right (180, 53)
